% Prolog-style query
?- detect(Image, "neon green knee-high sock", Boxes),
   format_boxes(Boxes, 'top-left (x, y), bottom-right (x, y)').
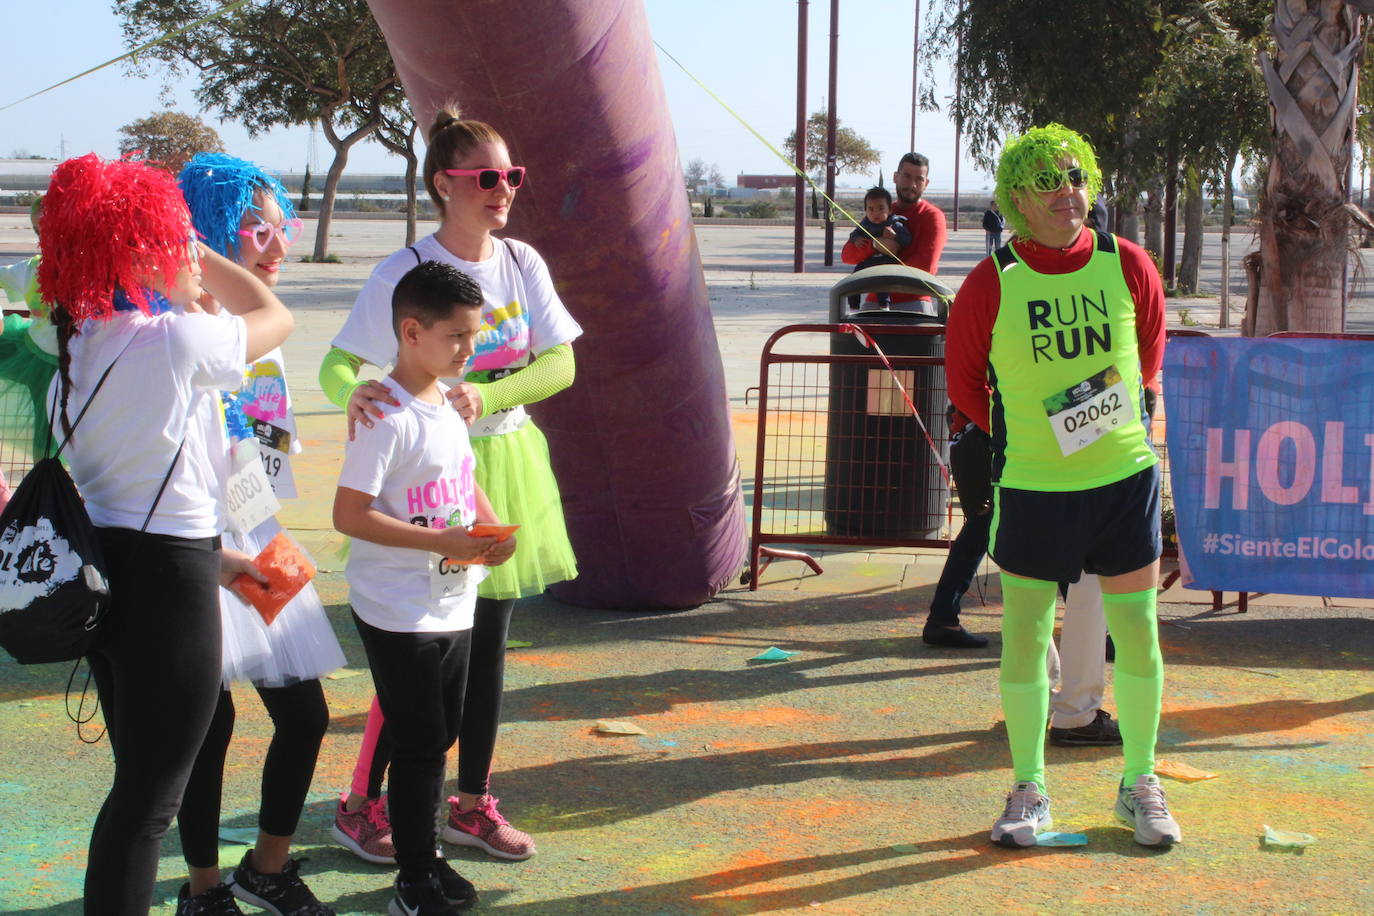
top-left (1102, 587), bottom-right (1164, 783)
top-left (999, 573), bottom-right (1057, 791)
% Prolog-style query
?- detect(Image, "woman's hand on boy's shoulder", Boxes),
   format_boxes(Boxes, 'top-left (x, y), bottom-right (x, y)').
top-left (447, 382), bottom-right (483, 424)
top-left (347, 380), bottom-right (400, 441)
top-left (435, 525), bottom-right (497, 562)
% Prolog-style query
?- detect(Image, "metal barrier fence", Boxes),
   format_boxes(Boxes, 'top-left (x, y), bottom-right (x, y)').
top-left (746, 323), bottom-right (953, 588)
top-left (744, 323), bottom-right (1241, 609)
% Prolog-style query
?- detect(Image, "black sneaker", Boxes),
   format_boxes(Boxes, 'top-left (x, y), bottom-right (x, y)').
top-left (229, 850), bottom-right (335, 916)
top-left (177, 882), bottom-right (246, 916)
top-left (922, 623), bottom-right (990, 648)
top-left (432, 856), bottom-right (478, 908)
top-left (1049, 709), bottom-right (1123, 746)
top-left (389, 874), bottom-right (463, 916)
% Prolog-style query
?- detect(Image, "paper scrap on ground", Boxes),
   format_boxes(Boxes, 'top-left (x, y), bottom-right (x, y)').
top-left (1262, 825), bottom-right (1315, 848)
top-left (749, 647), bottom-right (798, 662)
top-left (594, 719), bottom-right (647, 736)
top-left (891, 844), bottom-right (920, 853)
top-left (218, 826), bottom-right (259, 845)
top-left (1156, 759), bottom-right (1219, 782)
top-left (506, 639), bottom-right (533, 649)
top-left (325, 668), bottom-right (365, 680)
top-left (1035, 832), bottom-right (1088, 847)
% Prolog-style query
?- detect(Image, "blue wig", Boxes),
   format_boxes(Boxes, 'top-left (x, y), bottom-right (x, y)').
top-left (178, 152), bottom-right (296, 261)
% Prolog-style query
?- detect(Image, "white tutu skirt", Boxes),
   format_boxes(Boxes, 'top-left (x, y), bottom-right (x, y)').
top-left (220, 517), bottom-right (347, 688)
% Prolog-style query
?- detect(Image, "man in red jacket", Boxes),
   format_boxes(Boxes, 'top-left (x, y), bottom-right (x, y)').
top-left (889, 152), bottom-right (948, 309)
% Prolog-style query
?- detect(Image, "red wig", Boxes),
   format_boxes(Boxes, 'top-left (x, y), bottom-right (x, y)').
top-left (38, 154), bottom-right (194, 322)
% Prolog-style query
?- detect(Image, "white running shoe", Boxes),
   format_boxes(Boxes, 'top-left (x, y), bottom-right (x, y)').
top-left (1115, 773), bottom-right (1182, 846)
top-left (990, 781), bottom-right (1052, 848)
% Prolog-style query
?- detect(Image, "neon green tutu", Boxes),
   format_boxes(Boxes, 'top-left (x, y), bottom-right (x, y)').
top-left (0, 315), bottom-right (58, 466)
top-left (472, 418), bottom-right (577, 599)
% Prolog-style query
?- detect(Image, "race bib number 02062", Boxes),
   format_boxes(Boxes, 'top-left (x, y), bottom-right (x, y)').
top-left (1041, 365), bottom-right (1134, 457)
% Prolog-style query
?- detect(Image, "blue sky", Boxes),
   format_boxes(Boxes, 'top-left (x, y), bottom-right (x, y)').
top-left (0, 1), bottom-right (991, 191)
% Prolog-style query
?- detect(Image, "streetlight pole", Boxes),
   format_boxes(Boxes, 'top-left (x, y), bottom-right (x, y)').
top-left (794, 0), bottom-right (808, 273)
top-left (825, 0), bottom-right (839, 266)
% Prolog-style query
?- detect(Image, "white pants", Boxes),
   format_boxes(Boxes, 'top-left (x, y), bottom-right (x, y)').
top-left (1044, 573), bottom-right (1107, 729)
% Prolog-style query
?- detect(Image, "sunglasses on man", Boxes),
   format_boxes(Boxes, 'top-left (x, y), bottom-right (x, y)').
top-left (442, 167), bottom-right (527, 190)
top-left (1030, 166), bottom-right (1089, 193)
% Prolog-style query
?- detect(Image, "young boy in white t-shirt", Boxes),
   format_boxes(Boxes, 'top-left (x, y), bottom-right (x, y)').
top-left (334, 260), bottom-right (516, 916)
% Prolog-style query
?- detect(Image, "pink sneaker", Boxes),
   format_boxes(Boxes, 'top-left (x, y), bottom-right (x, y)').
top-left (441, 795), bottom-right (536, 860)
top-left (330, 794), bottom-right (397, 865)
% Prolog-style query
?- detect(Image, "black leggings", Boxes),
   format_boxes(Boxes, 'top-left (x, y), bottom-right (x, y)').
top-left (84, 529), bottom-right (223, 916)
top-left (178, 679), bottom-right (330, 868)
top-left (363, 596), bottom-right (515, 798)
top-left (354, 611), bottom-right (471, 878)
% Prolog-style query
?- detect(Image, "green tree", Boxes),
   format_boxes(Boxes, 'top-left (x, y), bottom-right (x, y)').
top-left (782, 110), bottom-right (881, 180)
top-left (372, 97), bottom-right (421, 245)
top-left (117, 110), bottom-right (224, 175)
top-left (116, 0), bottom-right (399, 260)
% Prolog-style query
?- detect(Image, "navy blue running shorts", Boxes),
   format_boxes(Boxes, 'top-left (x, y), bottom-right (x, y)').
top-left (989, 464), bottom-right (1161, 584)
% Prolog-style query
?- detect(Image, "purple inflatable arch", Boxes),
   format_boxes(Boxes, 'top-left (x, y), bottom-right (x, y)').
top-left (366, 0), bottom-right (746, 609)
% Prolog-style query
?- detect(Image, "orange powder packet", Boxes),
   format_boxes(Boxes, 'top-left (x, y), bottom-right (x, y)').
top-left (464, 523), bottom-right (518, 566)
top-left (232, 531), bottom-right (317, 625)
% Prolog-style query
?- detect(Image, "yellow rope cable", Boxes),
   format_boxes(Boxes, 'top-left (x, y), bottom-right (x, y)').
top-left (653, 40), bottom-right (887, 248)
top-left (0, 0), bottom-right (253, 113)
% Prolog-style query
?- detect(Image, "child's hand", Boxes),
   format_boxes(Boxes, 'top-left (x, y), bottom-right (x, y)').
top-left (881, 226), bottom-right (897, 238)
top-left (221, 548), bottom-right (267, 589)
top-left (480, 533), bottom-right (517, 567)
top-left (436, 526), bottom-right (497, 562)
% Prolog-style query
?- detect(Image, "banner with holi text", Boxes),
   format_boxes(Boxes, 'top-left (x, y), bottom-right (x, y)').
top-left (1164, 335), bottom-right (1374, 598)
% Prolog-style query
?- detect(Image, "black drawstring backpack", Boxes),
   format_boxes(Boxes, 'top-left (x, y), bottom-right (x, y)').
top-left (0, 331), bottom-right (181, 664)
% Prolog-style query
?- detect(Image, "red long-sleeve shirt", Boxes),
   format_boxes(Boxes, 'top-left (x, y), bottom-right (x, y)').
top-left (890, 198), bottom-right (947, 303)
top-left (945, 229), bottom-right (1165, 434)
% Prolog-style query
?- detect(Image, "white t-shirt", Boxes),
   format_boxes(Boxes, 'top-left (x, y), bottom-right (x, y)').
top-left (332, 234), bottom-right (582, 376)
top-left (338, 378), bottom-right (484, 633)
top-left (54, 310), bottom-right (247, 538)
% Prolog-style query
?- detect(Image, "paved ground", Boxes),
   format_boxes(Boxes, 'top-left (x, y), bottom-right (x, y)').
top-left (0, 218), bottom-right (1370, 914)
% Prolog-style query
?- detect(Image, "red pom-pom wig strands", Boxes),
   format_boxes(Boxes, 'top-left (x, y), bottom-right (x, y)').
top-left (37, 154), bottom-right (194, 323)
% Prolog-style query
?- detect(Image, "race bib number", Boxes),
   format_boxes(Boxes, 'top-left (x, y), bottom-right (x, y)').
top-left (1042, 365), bottom-right (1134, 457)
top-left (252, 418), bottom-right (297, 499)
top-left (429, 554), bottom-right (476, 600)
top-left (225, 439), bottom-right (281, 534)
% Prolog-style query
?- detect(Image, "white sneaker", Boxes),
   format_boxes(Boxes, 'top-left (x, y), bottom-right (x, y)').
top-left (990, 781), bottom-right (1051, 848)
top-left (1115, 774), bottom-right (1182, 846)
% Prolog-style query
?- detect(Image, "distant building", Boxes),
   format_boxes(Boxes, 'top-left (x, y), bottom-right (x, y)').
top-left (737, 174), bottom-right (796, 190)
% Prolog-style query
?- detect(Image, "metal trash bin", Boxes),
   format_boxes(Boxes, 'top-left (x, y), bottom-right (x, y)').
top-left (823, 265), bottom-right (953, 539)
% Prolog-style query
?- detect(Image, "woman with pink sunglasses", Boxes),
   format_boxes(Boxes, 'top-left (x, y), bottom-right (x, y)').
top-left (173, 152), bottom-right (345, 916)
top-left (320, 108), bottom-right (580, 886)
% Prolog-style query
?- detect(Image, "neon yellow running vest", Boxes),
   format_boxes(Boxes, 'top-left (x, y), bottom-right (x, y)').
top-left (988, 231), bottom-right (1156, 491)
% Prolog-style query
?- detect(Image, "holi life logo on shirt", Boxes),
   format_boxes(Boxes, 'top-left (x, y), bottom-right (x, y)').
top-left (403, 456), bottom-right (478, 531)
top-left (239, 360), bottom-right (289, 424)
top-left (471, 299), bottom-right (530, 372)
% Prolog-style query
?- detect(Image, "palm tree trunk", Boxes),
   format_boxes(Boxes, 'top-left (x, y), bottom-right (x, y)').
top-left (1252, 1), bottom-right (1363, 335)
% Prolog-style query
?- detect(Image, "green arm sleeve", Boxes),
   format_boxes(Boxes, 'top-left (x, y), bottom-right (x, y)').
top-left (472, 343), bottom-right (575, 418)
top-left (319, 346), bottom-right (366, 409)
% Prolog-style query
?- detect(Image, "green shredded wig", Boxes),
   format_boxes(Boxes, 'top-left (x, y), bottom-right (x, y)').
top-left (994, 124), bottom-right (1102, 241)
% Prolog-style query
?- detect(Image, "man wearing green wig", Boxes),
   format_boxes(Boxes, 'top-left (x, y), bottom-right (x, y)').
top-left (945, 124), bottom-right (1176, 848)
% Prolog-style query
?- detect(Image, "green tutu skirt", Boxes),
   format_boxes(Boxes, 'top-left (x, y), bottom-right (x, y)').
top-left (473, 417), bottom-right (577, 599)
top-left (0, 315), bottom-right (58, 469)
